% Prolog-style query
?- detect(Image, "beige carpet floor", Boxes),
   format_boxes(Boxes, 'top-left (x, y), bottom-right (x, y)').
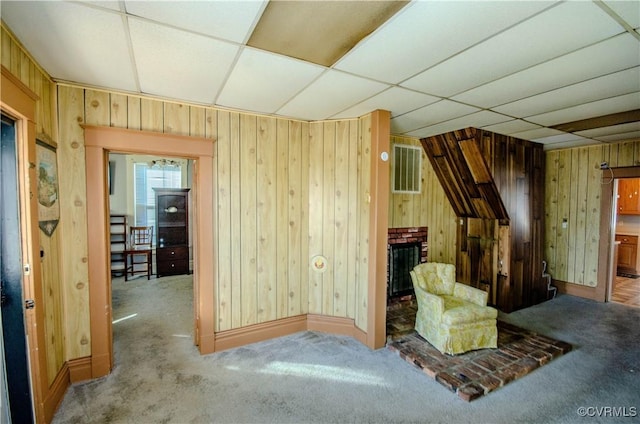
top-left (52, 274), bottom-right (639, 423)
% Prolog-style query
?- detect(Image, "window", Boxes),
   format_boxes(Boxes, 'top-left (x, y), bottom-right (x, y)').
top-left (392, 144), bottom-right (421, 193)
top-left (134, 160), bottom-right (183, 233)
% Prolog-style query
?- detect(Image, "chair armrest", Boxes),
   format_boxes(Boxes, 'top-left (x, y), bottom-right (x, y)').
top-left (411, 270), bottom-right (444, 317)
top-left (453, 282), bottom-right (488, 306)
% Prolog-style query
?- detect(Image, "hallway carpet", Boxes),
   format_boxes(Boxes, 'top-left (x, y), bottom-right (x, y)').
top-left (52, 275), bottom-right (639, 423)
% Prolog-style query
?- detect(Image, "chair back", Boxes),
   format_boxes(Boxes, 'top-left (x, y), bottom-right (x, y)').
top-left (412, 262), bottom-right (455, 295)
top-left (130, 226), bottom-right (153, 248)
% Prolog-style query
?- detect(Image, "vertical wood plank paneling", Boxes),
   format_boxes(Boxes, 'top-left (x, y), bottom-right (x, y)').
top-left (140, 98), bottom-right (163, 132)
top-left (229, 112), bottom-right (242, 328)
top-left (190, 106), bottom-right (206, 138)
top-left (164, 103), bottom-right (189, 136)
top-left (572, 148), bottom-right (589, 283)
top-left (256, 116), bottom-right (277, 323)
top-left (85, 90), bottom-right (110, 126)
top-left (276, 119), bottom-right (289, 319)
top-left (308, 122), bottom-right (324, 314)
top-left (215, 111), bottom-right (232, 331)
top-left (356, 114), bottom-right (372, 330)
top-left (554, 149), bottom-right (571, 281)
top-left (584, 146), bottom-right (602, 286)
top-left (41, 230), bottom-right (64, 385)
top-left (127, 97), bottom-right (141, 130)
top-left (618, 142), bottom-right (635, 167)
top-left (110, 94), bottom-right (128, 128)
top-left (1, 28), bottom-right (11, 67)
top-left (287, 121), bottom-right (302, 316)
top-left (544, 151), bottom-right (559, 277)
top-left (240, 114), bottom-right (257, 326)
top-left (57, 85), bottom-right (91, 359)
top-left (333, 120), bottom-right (350, 317)
top-left (346, 121), bottom-right (359, 319)
top-left (299, 121), bottom-right (310, 315)
top-left (322, 121), bottom-right (336, 315)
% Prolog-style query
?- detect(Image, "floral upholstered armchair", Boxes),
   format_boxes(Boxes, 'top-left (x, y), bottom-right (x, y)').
top-left (410, 262), bottom-right (498, 355)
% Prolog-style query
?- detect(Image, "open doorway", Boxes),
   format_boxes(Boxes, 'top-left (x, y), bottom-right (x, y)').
top-left (107, 152), bottom-right (195, 364)
top-left (84, 125), bottom-right (215, 379)
top-left (610, 176), bottom-right (640, 307)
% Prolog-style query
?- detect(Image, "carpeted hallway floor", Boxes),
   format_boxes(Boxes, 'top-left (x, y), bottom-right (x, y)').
top-left (52, 274), bottom-right (639, 423)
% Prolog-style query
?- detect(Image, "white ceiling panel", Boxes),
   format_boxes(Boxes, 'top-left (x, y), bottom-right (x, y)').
top-left (334, 0), bottom-right (555, 84)
top-left (577, 121), bottom-right (640, 138)
top-left (453, 33), bottom-right (640, 108)
top-left (405, 110), bottom-right (512, 139)
top-left (391, 100), bottom-right (479, 134)
top-left (129, 18), bottom-right (240, 104)
top-left (601, 0), bottom-right (640, 28)
top-left (594, 130), bottom-right (640, 143)
top-left (78, 1), bottom-right (123, 12)
top-left (595, 130), bottom-right (640, 143)
top-left (331, 87), bottom-right (439, 120)
top-left (1, 1), bottom-right (138, 91)
top-left (494, 67), bottom-right (640, 118)
top-left (539, 137), bottom-right (602, 150)
top-left (481, 120), bottom-right (542, 136)
top-left (402, 1), bottom-right (626, 97)
top-left (511, 127), bottom-right (566, 141)
top-left (277, 70), bottom-right (388, 120)
top-left (525, 92), bottom-right (640, 126)
top-left (216, 48), bottom-right (324, 115)
top-left (123, 0), bottom-right (267, 43)
top-left (2, 0), bottom-right (639, 151)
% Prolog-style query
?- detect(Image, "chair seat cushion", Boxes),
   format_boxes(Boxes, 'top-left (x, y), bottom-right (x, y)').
top-left (441, 295), bottom-right (497, 325)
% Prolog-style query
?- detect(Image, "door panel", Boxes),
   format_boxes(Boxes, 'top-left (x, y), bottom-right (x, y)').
top-left (1, 114), bottom-right (34, 424)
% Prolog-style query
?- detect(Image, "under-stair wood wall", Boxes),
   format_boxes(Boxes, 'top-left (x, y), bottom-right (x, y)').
top-left (388, 135), bottom-right (457, 265)
top-left (422, 128), bottom-right (546, 312)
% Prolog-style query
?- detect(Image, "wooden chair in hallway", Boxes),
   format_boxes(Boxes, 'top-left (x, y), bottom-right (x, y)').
top-left (124, 226), bottom-right (153, 281)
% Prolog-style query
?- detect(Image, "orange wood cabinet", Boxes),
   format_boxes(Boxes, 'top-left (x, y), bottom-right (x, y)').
top-left (616, 234), bottom-right (638, 274)
top-left (618, 179), bottom-right (640, 215)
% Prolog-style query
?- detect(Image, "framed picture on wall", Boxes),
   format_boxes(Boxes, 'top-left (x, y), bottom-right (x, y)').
top-left (36, 139), bottom-right (60, 236)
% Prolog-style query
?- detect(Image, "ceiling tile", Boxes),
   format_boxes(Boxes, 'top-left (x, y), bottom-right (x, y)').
top-left (334, 0), bottom-right (555, 84)
top-left (276, 70), bottom-right (388, 121)
top-left (601, 0), bottom-right (640, 28)
top-left (511, 127), bottom-right (566, 141)
top-left (402, 1), bottom-right (625, 97)
top-left (129, 18), bottom-right (239, 104)
top-left (124, 0), bottom-right (266, 43)
top-left (216, 48), bottom-right (325, 115)
top-left (453, 33), bottom-right (640, 108)
top-left (330, 87), bottom-right (439, 119)
top-left (577, 121), bottom-right (640, 138)
top-left (494, 67), bottom-right (640, 118)
top-left (525, 92), bottom-right (640, 126)
top-left (539, 137), bottom-right (601, 150)
top-left (481, 120), bottom-right (542, 136)
top-left (78, 1), bottom-right (123, 12)
top-left (1, 1), bottom-right (138, 91)
top-left (594, 130), bottom-right (640, 143)
top-left (404, 110), bottom-right (512, 139)
top-left (391, 100), bottom-right (479, 134)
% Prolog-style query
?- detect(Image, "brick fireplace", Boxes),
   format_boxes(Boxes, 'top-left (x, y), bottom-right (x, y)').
top-left (387, 227), bottom-right (428, 303)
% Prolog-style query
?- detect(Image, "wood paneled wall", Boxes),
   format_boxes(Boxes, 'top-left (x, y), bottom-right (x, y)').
top-left (545, 141), bottom-right (640, 288)
top-left (56, 84), bottom-right (376, 356)
top-left (1, 25), bottom-right (64, 386)
top-left (388, 135), bottom-right (457, 265)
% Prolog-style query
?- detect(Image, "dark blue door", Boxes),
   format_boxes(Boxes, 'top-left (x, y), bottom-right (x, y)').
top-left (1, 114), bottom-right (34, 424)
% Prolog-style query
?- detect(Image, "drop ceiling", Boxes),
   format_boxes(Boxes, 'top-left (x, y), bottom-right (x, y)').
top-left (1, 0), bottom-right (639, 150)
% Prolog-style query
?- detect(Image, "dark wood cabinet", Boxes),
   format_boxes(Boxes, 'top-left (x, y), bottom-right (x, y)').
top-left (154, 188), bottom-right (190, 277)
